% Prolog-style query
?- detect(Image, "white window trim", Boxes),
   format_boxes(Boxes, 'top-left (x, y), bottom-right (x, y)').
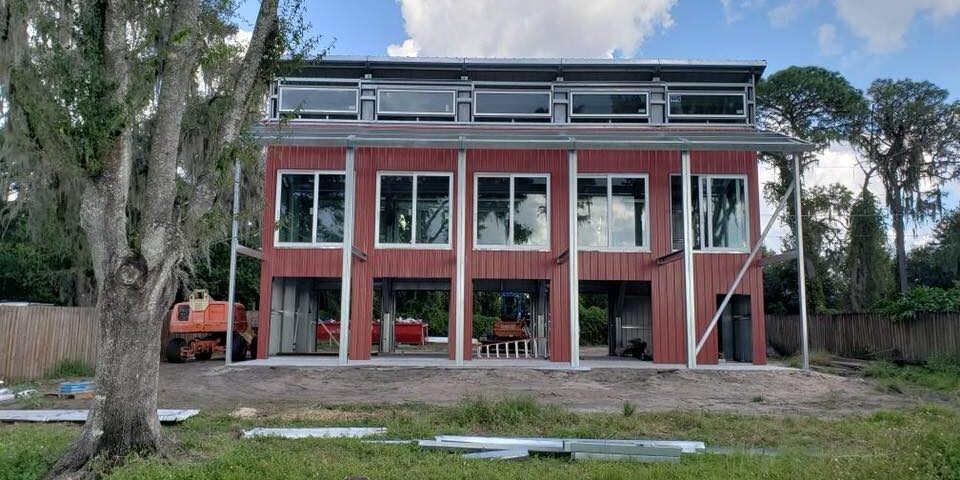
top-left (374, 171), bottom-right (454, 249)
top-left (667, 92), bottom-right (747, 119)
top-left (277, 86), bottom-right (359, 115)
top-left (473, 173), bottom-right (551, 251)
top-left (670, 173), bottom-right (750, 253)
top-left (273, 169), bottom-right (346, 249)
top-left (376, 88), bottom-right (457, 117)
top-left (569, 91), bottom-right (649, 118)
top-left (473, 90), bottom-right (553, 118)
top-left (576, 174), bottom-right (650, 252)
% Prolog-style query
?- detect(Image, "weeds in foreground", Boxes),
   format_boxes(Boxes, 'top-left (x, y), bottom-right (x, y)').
top-left (864, 355), bottom-right (960, 393)
top-left (43, 360), bottom-right (94, 379)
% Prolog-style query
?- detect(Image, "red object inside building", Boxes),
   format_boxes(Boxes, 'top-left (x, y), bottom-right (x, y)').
top-left (316, 321), bottom-right (427, 345)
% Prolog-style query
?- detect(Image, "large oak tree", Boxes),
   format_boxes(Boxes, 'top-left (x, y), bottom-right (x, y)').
top-left (0, 0), bottom-right (314, 476)
top-left (854, 79), bottom-right (960, 294)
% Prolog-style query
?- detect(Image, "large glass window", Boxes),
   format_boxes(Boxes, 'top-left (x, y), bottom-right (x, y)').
top-left (670, 175), bottom-right (747, 251)
top-left (476, 175), bottom-right (549, 248)
top-left (276, 172), bottom-right (345, 245)
top-left (577, 176), bottom-right (647, 249)
top-left (377, 173), bottom-right (451, 246)
top-left (474, 91), bottom-right (551, 117)
top-left (377, 90), bottom-right (456, 116)
top-left (278, 87), bottom-right (358, 114)
top-left (668, 93), bottom-right (746, 118)
top-left (570, 92), bottom-right (648, 117)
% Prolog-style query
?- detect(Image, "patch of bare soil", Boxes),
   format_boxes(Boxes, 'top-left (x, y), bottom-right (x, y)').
top-left (125, 362), bottom-right (923, 417)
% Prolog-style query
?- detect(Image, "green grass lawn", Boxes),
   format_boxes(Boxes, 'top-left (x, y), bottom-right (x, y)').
top-left (2, 395), bottom-right (960, 480)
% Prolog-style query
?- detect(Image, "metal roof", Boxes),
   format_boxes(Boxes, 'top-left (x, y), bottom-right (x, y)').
top-left (252, 122), bottom-right (815, 153)
top-left (314, 55), bottom-right (768, 70)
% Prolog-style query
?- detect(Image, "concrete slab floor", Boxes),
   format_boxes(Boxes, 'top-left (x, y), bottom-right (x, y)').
top-left (237, 356), bottom-right (792, 372)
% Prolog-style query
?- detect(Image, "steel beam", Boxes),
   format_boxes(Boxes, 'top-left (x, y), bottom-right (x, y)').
top-left (794, 154), bottom-right (810, 371)
top-left (568, 149), bottom-right (580, 368)
top-left (338, 147), bottom-right (356, 365)
top-left (455, 148), bottom-right (467, 365)
top-left (680, 151), bottom-right (696, 368)
top-left (225, 159), bottom-right (241, 365)
top-left (694, 180), bottom-right (795, 357)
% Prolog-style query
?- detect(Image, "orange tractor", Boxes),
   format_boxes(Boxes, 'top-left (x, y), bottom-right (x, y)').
top-left (165, 290), bottom-right (256, 363)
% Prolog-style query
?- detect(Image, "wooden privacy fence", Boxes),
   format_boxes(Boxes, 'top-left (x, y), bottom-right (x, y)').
top-left (766, 313), bottom-right (960, 362)
top-left (0, 305), bottom-right (258, 380)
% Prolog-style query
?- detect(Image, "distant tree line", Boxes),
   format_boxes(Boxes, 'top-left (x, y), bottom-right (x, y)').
top-left (759, 67), bottom-right (960, 315)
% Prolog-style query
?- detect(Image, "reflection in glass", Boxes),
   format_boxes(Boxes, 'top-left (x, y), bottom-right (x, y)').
top-left (610, 177), bottom-right (645, 247)
top-left (416, 176), bottom-right (450, 244)
top-left (476, 177), bottom-right (510, 245)
top-left (577, 177), bottom-right (608, 247)
top-left (315, 174), bottom-right (345, 243)
top-left (278, 174), bottom-right (315, 243)
top-left (378, 175), bottom-right (413, 244)
top-left (513, 176), bottom-right (548, 246)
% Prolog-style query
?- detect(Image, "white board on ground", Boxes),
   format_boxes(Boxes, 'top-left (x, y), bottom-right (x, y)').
top-left (0, 409), bottom-right (199, 423)
top-left (462, 449), bottom-right (529, 460)
top-left (242, 427), bottom-right (386, 439)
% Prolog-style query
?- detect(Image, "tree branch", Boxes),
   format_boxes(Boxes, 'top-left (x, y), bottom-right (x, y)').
top-left (185, 0), bottom-right (278, 229)
top-left (140, 0), bottom-right (201, 271)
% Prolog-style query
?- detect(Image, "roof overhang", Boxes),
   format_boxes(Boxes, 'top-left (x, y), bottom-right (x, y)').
top-left (252, 122), bottom-right (815, 153)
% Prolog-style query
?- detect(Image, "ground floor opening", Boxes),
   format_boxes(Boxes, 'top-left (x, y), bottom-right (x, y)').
top-left (375, 278), bottom-right (450, 357)
top-left (578, 281), bottom-right (652, 362)
top-left (472, 279), bottom-right (549, 360)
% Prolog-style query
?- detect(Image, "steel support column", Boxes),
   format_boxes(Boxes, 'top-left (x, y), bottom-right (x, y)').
top-left (338, 146), bottom-right (356, 365)
top-left (455, 148), bottom-right (467, 365)
top-left (568, 149), bottom-right (580, 368)
top-left (225, 157), bottom-right (241, 364)
top-left (680, 151), bottom-right (696, 368)
top-left (794, 153), bottom-right (810, 371)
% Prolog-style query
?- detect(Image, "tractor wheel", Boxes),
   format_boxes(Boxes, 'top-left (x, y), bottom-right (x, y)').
top-left (232, 335), bottom-right (248, 362)
top-left (194, 350), bottom-right (213, 361)
top-left (249, 336), bottom-right (258, 360)
top-left (166, 338), bottom-right (187, 363)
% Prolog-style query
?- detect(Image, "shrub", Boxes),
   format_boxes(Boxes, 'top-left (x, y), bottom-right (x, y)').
top-left (578, 305), bottom-right (607, 345)
top-left (471, 314), bottom-right (498, 339)
top-left (877, 286), bottom-right (960, 319)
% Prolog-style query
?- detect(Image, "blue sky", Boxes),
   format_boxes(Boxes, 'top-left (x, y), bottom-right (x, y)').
top-left (237, 0), bottom-right (960, 98)
top-left (237, 0), bottom-right (960, 247)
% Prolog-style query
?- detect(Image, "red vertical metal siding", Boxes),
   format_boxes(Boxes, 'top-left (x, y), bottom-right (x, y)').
top-left (258, 146), bottom-right (346, 359)
top-left (351, 147), bottom-right (458, 359)
top-left (258, 146), bottom-right (765, 365)
top-left (465, 149), bottom-right (571, 362)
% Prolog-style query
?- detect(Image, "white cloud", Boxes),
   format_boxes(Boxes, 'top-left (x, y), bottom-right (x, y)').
top-left (834, 0), bottom-right (960, 54)
top-left (768, 0), bottom-right (818, 27)
top-left (229, 29), bottom-right (253, 53)
top-left (386, 0), bottom-right (677, 58)
top-left (386, 38), bottom-right (420, 57)
top-left (720, 0), bottom-right (767, 23)
top-left (816, 23), bottom-right (841, 55)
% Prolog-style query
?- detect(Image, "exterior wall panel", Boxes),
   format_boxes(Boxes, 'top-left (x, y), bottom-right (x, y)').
top-left (258, 145), bottom-right (766, 365)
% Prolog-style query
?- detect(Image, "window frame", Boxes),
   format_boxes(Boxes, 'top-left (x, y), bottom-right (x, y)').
top-left (473, 172), bottom-right (551, 251)
top-left (669, 173), bottom-right (750, 253)
top-left (374, 171), bottom-right (454, 250)
top-left (273, 169), bottom-right (347, 249)
top-left (569, 91), bottom-right (649, 119)
top-left (473, 90), bottom-right (553, 119)
top-left (277, 86), bottom-right (359, 115)
top-left (376, 88), bottom-right (457, 117)
top-left (667, 92), bottom-right (747, 119)
top-left (576, 174), bottom-right (650, 252)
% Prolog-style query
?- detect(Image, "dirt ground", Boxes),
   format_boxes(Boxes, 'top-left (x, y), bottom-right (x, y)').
top-left (106, 362), bottom-right (923, 417)
top-left (12, 361), bottom-right (932, 417)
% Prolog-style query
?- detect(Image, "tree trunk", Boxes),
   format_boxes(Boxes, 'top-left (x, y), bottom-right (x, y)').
top-left (892, 203), bottom-right (909, 294)
top-left (47, 256), bottom-right (177, 478)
